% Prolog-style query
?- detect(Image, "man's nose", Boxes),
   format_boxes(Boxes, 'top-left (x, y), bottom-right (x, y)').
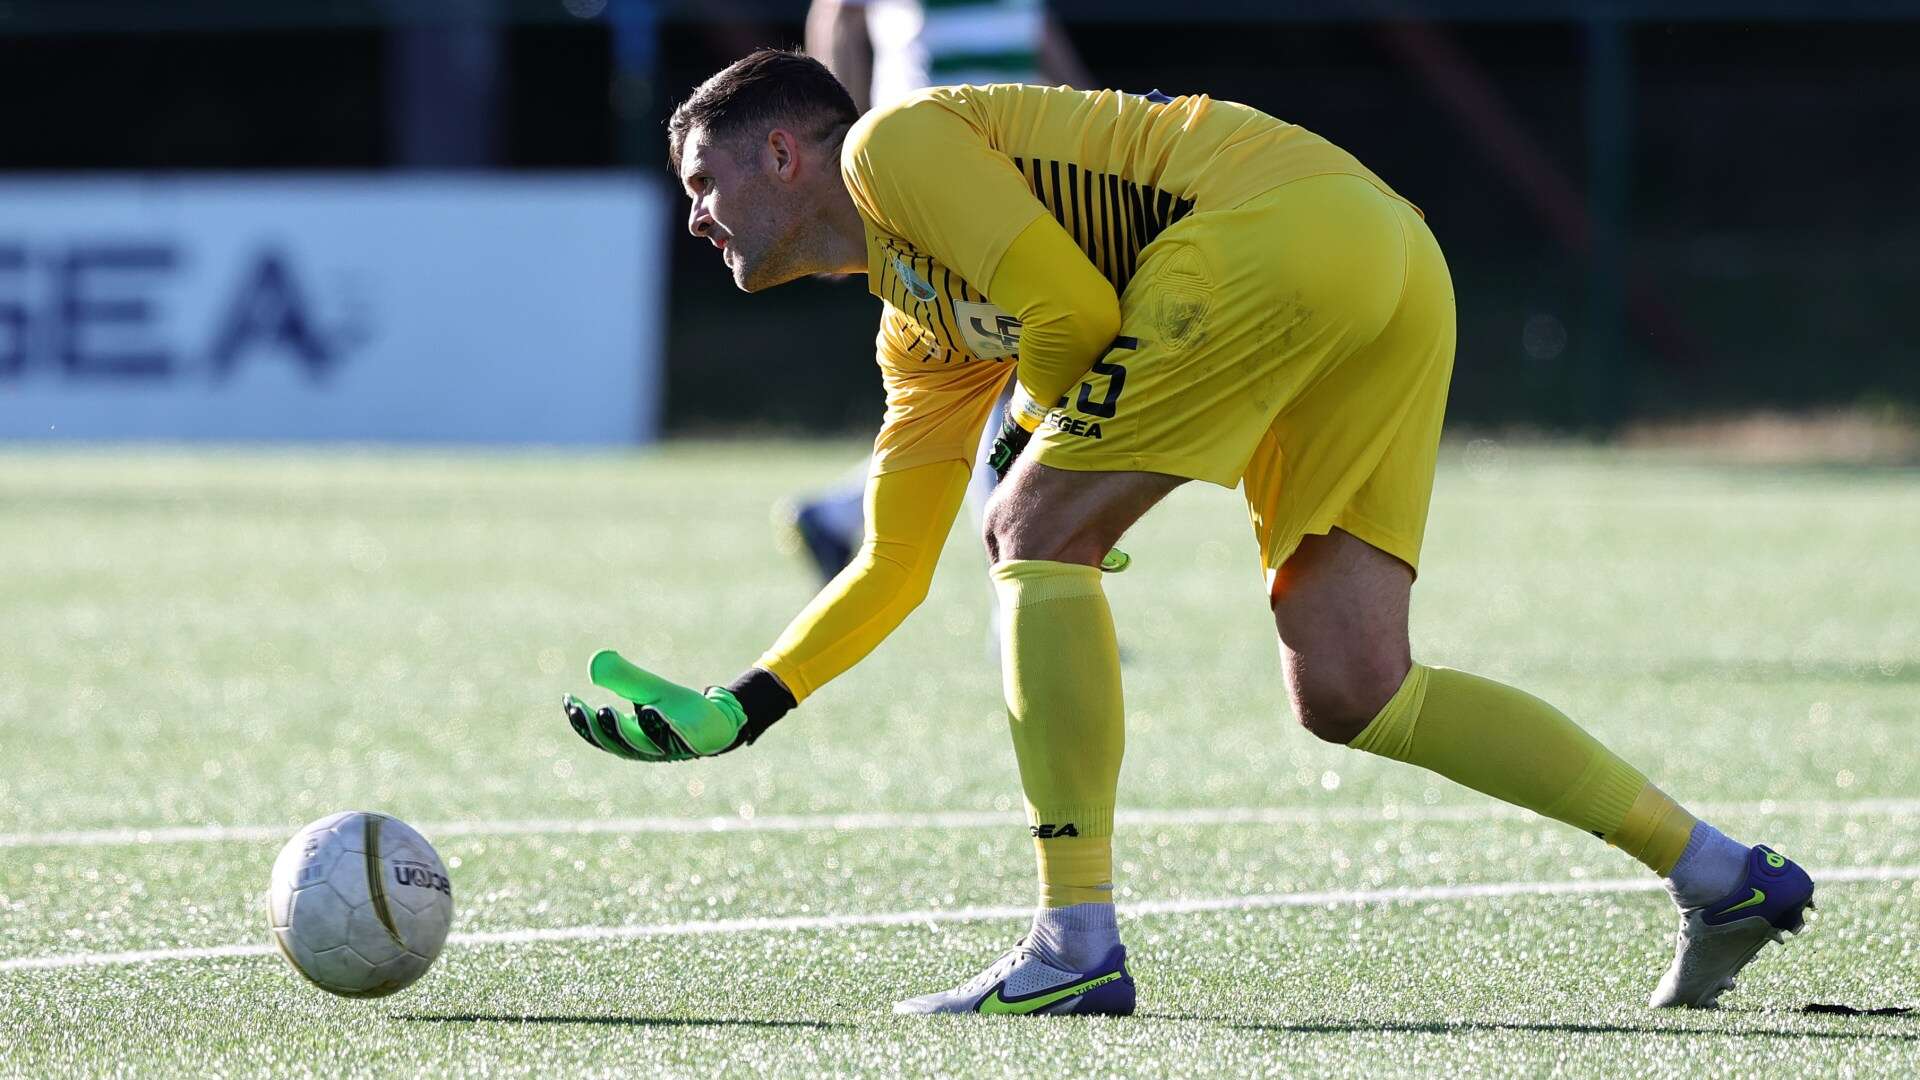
top-left (687, 203), bottom-right (709, 238)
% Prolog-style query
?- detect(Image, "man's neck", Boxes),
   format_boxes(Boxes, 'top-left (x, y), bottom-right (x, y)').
top-left (821, 178), bottom-right (869, 275)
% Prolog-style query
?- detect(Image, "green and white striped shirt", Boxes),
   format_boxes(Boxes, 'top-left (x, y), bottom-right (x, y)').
top-left (862, 0), bottom-right (1046, 107)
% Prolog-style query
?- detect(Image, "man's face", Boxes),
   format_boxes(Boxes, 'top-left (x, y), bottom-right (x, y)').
top-left (680, 126), bottom-right (814, 293)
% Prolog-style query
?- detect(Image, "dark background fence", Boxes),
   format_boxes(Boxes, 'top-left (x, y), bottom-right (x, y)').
top-left (5, 1), bottom-right (1914, 434)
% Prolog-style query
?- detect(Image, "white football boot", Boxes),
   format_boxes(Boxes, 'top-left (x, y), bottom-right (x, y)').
top-left (1651, 844), bottom-right (1816, 1008)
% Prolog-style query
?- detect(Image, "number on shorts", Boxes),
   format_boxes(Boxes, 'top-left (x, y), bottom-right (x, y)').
top-left (1075, 337), bottom-right (1137, 419)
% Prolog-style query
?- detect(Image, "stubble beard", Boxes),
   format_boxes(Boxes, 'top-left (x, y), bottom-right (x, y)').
top-left (730, 202), bottom-right (833, 294)
top-left (733, 238), bottom-right (813, 293)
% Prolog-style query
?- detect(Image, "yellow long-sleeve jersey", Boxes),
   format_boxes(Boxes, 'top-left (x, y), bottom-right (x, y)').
top-left (757, 83), bottom-right (1402, 701)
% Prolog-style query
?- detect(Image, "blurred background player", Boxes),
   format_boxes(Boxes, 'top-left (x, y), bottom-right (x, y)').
top-left (783, 0), bottom-right (1092, 580)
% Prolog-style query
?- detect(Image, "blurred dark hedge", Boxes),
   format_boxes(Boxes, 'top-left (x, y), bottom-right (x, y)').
top-left (3, 14), bottom-right (1913, 435)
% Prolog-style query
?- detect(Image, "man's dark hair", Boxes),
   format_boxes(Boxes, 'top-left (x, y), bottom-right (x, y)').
top-left (668, 48), bottom-right (860, 173)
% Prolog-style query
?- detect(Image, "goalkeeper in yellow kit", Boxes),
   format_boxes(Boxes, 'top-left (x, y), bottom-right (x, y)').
top-left (563, 49), bottom-right (1814, 1015)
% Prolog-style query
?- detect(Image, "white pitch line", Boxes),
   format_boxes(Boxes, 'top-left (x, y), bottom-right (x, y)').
top-left (3, 863), bottom-right (1915, 975)
top-left (3, 796), bottom-right (1918, 851)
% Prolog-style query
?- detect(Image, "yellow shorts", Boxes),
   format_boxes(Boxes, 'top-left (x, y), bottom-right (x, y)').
top-left (1027, 173), bottom-right (1456, 587)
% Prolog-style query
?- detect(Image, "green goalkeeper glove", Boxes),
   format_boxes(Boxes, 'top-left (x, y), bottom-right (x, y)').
top-left (563, 651), bottom-right (791, 763)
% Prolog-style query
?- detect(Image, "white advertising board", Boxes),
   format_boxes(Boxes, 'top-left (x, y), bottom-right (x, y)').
top-left (0, 175), bottom-right (665, 443)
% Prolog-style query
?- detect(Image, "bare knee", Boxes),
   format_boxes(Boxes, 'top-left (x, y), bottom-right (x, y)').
top-left (985, 463), bottom-right (1184, 566)
top-left (983, 489), bottom-right (1046, 562)
top-left (986, 501), bottom-right (1098, 564)
top-left (1270, 529), bottom-right (1415, 744)
top-left (981, 498), bottom-right (1004, 563)
top-left (1287, 655), bottom-right (1409, 744)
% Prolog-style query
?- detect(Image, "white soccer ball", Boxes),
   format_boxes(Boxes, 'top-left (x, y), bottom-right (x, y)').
top-left (267, 811), bottom-right (453, 998)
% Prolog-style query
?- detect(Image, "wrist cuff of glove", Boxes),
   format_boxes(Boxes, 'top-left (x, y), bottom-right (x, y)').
top-left (1008, 384), bottom-right (1050, 434)
top-left (725, 668), bottom-right (796, 745)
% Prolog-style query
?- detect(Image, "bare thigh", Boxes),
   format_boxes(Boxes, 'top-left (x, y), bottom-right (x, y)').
top-left (984, 460), bottom-right (1187, 566)
top-left (1271, 527), bottom-right (1414, 743)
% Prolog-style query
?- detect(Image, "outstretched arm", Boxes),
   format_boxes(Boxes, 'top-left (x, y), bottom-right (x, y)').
top-left (564, 460), bottom-right (969, 762)
top-left (755, 458), bottom-right (970, 701)
top-left (563, 352), bottom-right (1006, 764)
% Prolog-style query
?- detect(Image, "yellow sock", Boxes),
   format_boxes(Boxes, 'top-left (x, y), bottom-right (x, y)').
top-left (990, 559), bottom-right (1123, 907)
top-left (1351, 665), bottom-right (1695, 874)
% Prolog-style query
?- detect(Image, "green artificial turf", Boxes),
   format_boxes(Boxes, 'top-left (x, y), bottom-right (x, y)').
top-left (1, 443), bottom-right (1916, 1077)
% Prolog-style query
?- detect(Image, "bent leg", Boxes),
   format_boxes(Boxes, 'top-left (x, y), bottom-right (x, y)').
top-left (1270, 527), bottom-right (1414, 742)
top-left (987, 177), bottom-right (1417, 964)
top-left (1275, 529), bottom-right (1748, 907)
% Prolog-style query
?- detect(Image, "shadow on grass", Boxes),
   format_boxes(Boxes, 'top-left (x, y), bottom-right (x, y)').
top-left (1141, 1016), bottom-right (1919, 1043)
top-left (396, 1013), bottom-right (848, 1031)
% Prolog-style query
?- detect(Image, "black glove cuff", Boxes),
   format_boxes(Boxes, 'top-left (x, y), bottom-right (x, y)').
top-left (988, 414), bottom-right (1033, 482)
top-left (725, 667), bottom-right (797, 745)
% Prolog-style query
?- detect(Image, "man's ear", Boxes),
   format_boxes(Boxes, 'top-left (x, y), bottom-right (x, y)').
top-left (766, 128), bottom-right (801, 182)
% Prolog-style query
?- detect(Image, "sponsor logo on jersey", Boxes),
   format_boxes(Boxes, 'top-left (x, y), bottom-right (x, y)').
top-left (953, 299), bottom-right (1022, 358)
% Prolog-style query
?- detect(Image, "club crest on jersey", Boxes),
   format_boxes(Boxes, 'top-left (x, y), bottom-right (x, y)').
top-left (890, 255), bottom-right (938, 302)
